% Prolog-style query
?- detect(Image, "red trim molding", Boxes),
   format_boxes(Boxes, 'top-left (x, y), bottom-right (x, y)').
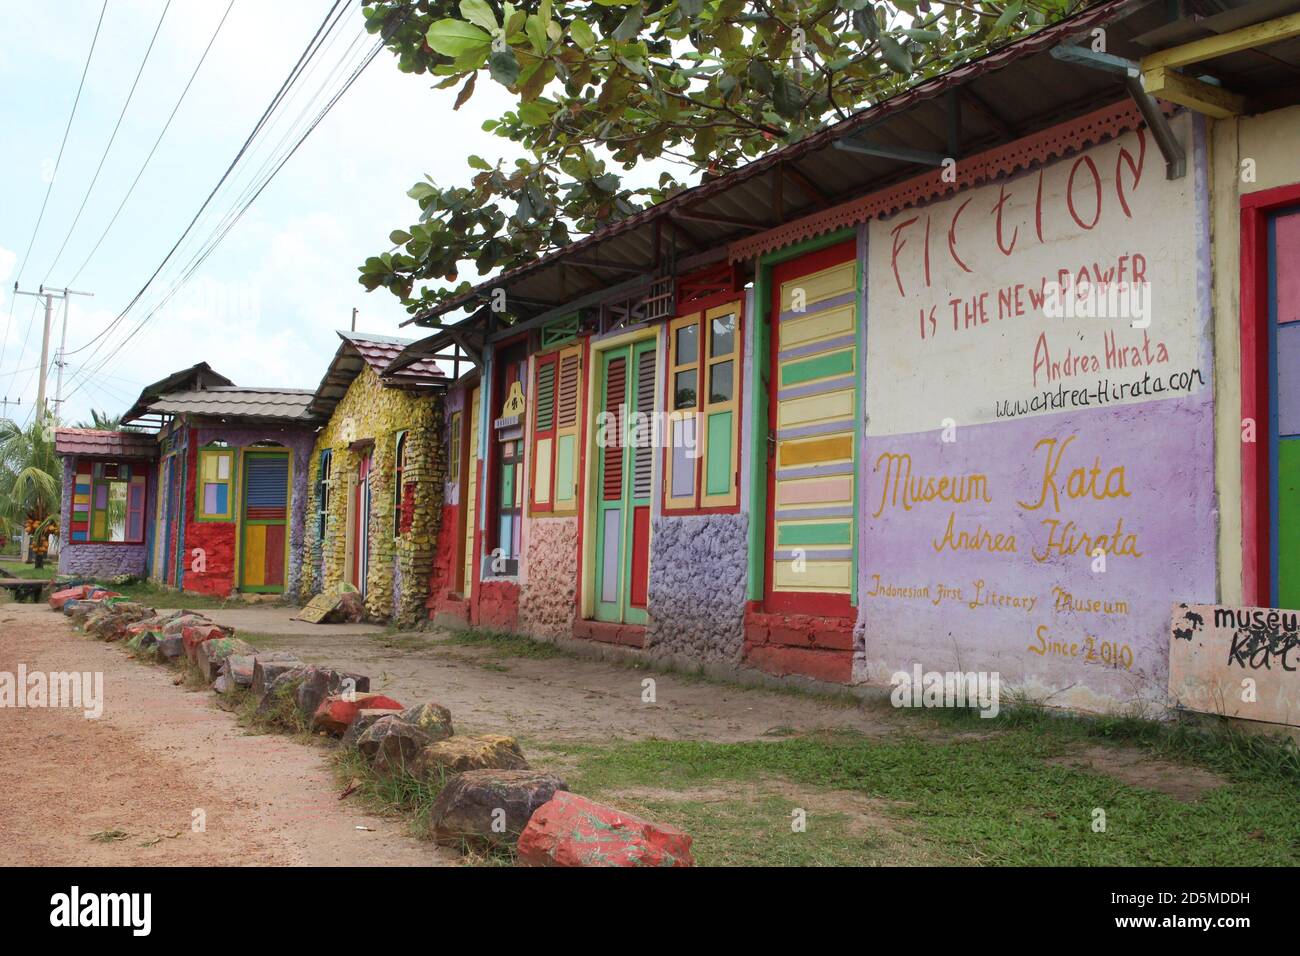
top-left (1239, 180), bottom-right (1300, 605)
top-left (730, 99), bottom-right (1169, 263)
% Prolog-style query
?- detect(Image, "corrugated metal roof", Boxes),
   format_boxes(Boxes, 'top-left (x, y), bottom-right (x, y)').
top-left (121, 362), bottom-right (234, 424)
top-left (54, 428), bottom-right (158, 459)
top-left (146, 387), bottom-right (320, 422)
top-left (402, 0), bottom-right (1208, 330)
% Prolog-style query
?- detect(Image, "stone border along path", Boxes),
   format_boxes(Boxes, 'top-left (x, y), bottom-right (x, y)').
top-left (0, 603), bottom-right (455, 867)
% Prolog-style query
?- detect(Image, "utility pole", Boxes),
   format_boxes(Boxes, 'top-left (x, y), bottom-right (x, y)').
top-left (54, 287), bottom-right (94, 424)
top-left (351, 307), bottom-right (358, 331)
top-left (13, 285), bottom-right (93, 425)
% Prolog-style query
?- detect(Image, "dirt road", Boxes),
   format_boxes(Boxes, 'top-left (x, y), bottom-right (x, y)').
top-left (0, 604), bottom-right (454, 867)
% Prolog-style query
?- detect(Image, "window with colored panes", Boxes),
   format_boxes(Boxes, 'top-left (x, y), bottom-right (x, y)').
top-left (665, 302), bottom-right (741, 510)
top-left (196, 447), bottom-right (235, 521)
top-left (447, 411), bottom-right (462, 486)
top-left (316, 448), bottom-right (332, 539)
top-left (70, 460), bottom-right (147, 543)
top-left (530, 343), bottom-right (582, 515)
top-left (393, 431), bottom-right (408, 538)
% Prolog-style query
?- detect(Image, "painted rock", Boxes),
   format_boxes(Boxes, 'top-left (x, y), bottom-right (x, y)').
top-left (48, 585), bottom-right (92, 611)
top-left (182, 624), bottom-right (230, 662)
top-left (250, 655), bottom-right (304, 698)
top-left (196, 637), bottom-right (258, 683)
top-left (311, 692), bottom-right (405, 737)
top-left (409, 735), bottom-right (529, 782)
top-left (398, 702), bottom-right (454, 740)
top-left (340, 708), bottom-right (406, 749)
top-left (516, 793), bottom-right (694, 867)
top-left (155, 635), bottom-right (185, 661)
top-left (428, 769), bottom-right (566, 848)
top-left (294, 666), bottom-right (371, 720)
top-left (219, 654), bottom-right (257, 689)
top-left (358, 717), bottom-right (434, 773)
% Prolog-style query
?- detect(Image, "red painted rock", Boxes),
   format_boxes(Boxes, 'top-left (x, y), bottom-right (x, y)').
top-left (163, 614), bottom-right (211, 637)
top-left (517, 793), bottom-right (694, 867)
top-left (182, 624), bottom-right (230, 662)
top-left (49, 585), bottom-right (92, 611)
top-left (311, 692), bottom-right (405, 736)
top-left (293, 665), bottom-right (371, 720)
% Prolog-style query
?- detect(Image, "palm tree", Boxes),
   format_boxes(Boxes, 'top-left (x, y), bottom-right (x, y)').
top-left (76, 408), bottom-right (140, 431)
top-left (0, 415), bottom-right (61, 565)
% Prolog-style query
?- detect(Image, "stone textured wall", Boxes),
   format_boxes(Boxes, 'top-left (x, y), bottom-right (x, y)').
top-left (303, 364), bottom-right (444, 626)
top-left (56, 459), bottom-right (151, 579)
top-left (517, 516), bottom-right (578, 639)
top-left (646, 511), bottom-right (748, 664)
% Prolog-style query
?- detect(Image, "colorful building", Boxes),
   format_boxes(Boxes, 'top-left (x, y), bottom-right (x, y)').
top-left (53, 428), bottom-right (159, 580)
top-left (302, 332), bottom-right (446, 625)
top-left (390, 0), bottom-right (1300, 720)
top-left (118, 368), bottom-right (321, 597)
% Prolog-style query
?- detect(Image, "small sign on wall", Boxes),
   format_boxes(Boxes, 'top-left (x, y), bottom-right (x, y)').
top-left (1169, 603), bottom-right (1300, 728)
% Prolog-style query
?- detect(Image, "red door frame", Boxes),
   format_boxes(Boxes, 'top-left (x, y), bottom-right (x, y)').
top-left (1240, 180), bottom-right (1300, 605)
top-left (351, 451), bottom-right (371, 590)
top-left (764, 238), bottom-right (858, 618)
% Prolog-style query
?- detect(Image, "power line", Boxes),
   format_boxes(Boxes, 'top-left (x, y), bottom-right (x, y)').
top-left (60, 0), bottom-right (349, 371)
top-left (9, 0), bottom-right (108, 288)
top-left (64, 0), bottom-right (237, 291)
top-left (66, 22), bottom-right (384, 400)
top-left (0, 0), bottom-right (108, 381)
top-left (41, 0), bottom-right (173, 286)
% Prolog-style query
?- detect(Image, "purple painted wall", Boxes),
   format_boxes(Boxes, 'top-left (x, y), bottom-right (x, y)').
top-left (853, 391), bottom-right (1218, 711)
top-left (56, 458), bottom-right (151, 579)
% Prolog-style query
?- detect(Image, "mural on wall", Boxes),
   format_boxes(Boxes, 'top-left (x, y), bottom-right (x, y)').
top-left (1169, 603), bottom-right (1300, 728)
top-left (857, 116), bottom-right (1216, 710)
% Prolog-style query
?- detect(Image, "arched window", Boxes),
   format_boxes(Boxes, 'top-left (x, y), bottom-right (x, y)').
top-left (393, 431), bottom-right (408, 538)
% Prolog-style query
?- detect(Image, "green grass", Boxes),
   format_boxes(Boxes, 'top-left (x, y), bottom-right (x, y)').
top-left (532, 723), bottom-right (1300, 867)
top-left (0, 559), bottom-right (56, 580)
top-left (440, 627), bottom-right (566, 661)
top-left (111, 579), bottom-right (264, 610)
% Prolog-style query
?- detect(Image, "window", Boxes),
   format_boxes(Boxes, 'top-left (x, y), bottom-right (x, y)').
top-left (196, 446), bottom-right (235, 521)
top-left (665, 301), bottom-right (742, 511)
top-left (530, 343), bottom-right (583, 515)
top-left (393, 431), bottom-right (408, 538)
top-left (316, 448), bottom-right (332, 540)
top-left (447, 411), bottom-right (462, 485)
top-left (71, 460), bottom-right (147, 544)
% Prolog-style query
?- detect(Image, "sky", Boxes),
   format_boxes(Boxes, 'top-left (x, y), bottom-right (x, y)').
top-left (0, 0), bottom-right (524, 427)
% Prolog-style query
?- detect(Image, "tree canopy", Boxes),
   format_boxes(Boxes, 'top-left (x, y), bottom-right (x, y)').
top-left (358, 0), bottom-right (1087, 316)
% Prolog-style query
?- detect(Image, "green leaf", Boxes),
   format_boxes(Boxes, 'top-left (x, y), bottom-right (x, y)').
top-left (994, 0), bottom-right (1024, 33)
top-left (879, 34), bottom-right (913, 74)
top-left (468, 155), bottom-right (492, 170)
top-left (747, 59), bottom-right (774, 93)
top-left (772, 74), bottom-right (801, 119)
top-left (569, 18), bottom-right (596, 51)
top-left (426, 18), bottom-right (492, 58)
top-left (489, 46), bottom-right (521, 86)
top-left (459, 0), bottom-right (499, 34)
top-left (611, 8), bottom-right (643, 42)
top-left (389, 229), bottom-right (412, 245)
top-left (518, 101), bottom-right (551, 125)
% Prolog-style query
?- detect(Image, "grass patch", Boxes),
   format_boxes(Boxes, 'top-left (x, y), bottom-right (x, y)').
top-left (538, 725), bottom-right (1300, 867)
top-left (330, 747), bottom-right (461, 842)
top-left (0, 560), bottom-right (55, 580)
top-left (229, 679), bottom-right (311, 737)
top-left (371, 629), bottom-right (439, 652)
top-left (111, 580), bottom-right (258, 610)
top-left (441, 627), bottom-right (566, 661)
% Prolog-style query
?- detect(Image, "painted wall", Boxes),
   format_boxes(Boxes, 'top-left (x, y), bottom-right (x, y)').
top-left (181, 422), bottom-right (315, 597)
top-left (1208, 104), bottom-right (1300, 605)
top-left (646, 511), bottom-right (748, 663)
top-left (56, 457), bottom-right (153, 579)
top-left (304, 363), bottom-right (443, 626)
top-left (855, 117), bottom-right (1217, 713)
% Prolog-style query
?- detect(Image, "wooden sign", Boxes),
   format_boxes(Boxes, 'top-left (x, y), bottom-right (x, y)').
top-left (1169, 603), bottom-right (1300, 728)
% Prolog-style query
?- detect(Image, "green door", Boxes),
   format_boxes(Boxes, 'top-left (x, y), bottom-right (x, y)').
top-left (593, 340), bottom-right (656, 623)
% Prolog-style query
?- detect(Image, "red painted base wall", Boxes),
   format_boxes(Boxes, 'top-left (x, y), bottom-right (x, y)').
top-left (181, 436), bottom-right (237, 596)
top-left (426, 503), bottom-right (466, 619)
top-left (742, 602), bottom-right (853, 683)
top-left (473, 579), bottom-right (520, 631)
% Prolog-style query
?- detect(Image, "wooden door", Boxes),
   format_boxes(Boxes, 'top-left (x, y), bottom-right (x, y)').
top-left (239, 451), bottom-right (290, 593)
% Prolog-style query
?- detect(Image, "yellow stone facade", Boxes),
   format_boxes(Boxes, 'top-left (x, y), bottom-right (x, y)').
top-left (302, 363), bottom-right (445, 626)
